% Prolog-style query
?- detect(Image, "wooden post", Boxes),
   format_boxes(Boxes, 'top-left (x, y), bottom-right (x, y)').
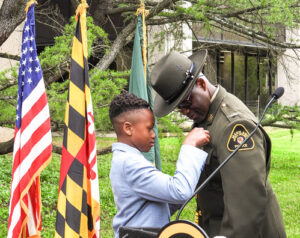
top-left (244, 53), bottom-right (248, 104)
top-left (231, 51), bottom-right (235, 94)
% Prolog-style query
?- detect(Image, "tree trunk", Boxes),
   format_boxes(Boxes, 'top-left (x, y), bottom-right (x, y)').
top-left (0, 0), bottom-right (27, 46)
top-left (0, 139), bottom-right (112, 156)
top-left (0, 137), bottom-right (13, 155)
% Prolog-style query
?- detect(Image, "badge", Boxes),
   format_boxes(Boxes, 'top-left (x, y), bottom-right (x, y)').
top-left (227, 124), bottom-right (255, 151)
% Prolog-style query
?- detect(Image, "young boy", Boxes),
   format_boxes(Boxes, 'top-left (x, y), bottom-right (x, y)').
top-left (109, 93), bottom-right (210, 237)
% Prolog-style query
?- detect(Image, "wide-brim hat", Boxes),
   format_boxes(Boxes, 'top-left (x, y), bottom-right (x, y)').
top-left (150, 50), bottom-right (208, 117)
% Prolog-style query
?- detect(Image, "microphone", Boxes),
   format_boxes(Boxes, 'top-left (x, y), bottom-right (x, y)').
top-left (272, 87), bottom-right (284, 99)
top-left (176, 87), bottom-right (284, 220)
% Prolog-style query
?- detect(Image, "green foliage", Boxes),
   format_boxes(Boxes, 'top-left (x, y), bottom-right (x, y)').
top-left (40, 16), bottom-right (109, 72)
top-left (0, 154), bottom-right (12, 234)
top-left (262, 103), bottom-right (300, 130)
top-left (46, 68), bottom-right (128, 131)
top-left (0, 16), bottom-right (126, 131)
top-left (0, 67), bottom-right (18, 127)
top-left (47, 80), bottom-right (69, 130)
top-left (89, 69), bottom-right (128, 131)
top-left (157, 112), bottom-right (186, 137)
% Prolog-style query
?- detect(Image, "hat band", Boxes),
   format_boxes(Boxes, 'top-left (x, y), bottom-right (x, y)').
top-left (166, 62), bottom-right (196, 104)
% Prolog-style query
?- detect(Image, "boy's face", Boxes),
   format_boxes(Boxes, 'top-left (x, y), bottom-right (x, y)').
top-left (129, 108), bottom-right (156, 152)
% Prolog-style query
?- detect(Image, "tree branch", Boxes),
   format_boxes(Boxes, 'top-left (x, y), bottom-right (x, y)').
top-left (105, 6), bottom-right (138, 15)
top-left (0, 53), bottom-right (20, 61)
top-left (52, 144), bottom-right (112, 156)
top-left (218, 4), bottom-right (270, 18)
top-left (205, 13), bottom-right (300, 49)
top-left (0, 139), bottom-right (113, 156)
top-left (95, 0), bottom-right (179, 71)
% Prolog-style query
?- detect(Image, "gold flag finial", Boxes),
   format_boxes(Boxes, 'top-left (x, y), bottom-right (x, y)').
top-left (25, 0), bottom-right (37, 14)
top-left (75, 1), bottom-right (89, 21)
top-left (136, 2), bottom-right (149, 17)
top-left (136, 1), bottom-right (149, 80)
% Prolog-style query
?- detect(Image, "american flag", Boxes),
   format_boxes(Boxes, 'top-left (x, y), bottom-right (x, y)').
top-left (7, 2), bottom-right (52, 237)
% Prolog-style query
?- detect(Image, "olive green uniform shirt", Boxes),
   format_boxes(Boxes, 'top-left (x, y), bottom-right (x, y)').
top-left (194, 86), bottom-right (286, 238)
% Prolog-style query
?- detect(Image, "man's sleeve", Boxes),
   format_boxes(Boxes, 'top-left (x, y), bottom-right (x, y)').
top-left (217, 119), bottom-right (268, 237)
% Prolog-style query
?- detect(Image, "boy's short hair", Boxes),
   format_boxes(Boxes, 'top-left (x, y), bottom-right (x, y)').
top-left (109, 93), bottom-right (150, 123)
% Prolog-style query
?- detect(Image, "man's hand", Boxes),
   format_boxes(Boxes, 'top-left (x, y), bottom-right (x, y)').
top-left (183, 127), bottom-right (210, 148)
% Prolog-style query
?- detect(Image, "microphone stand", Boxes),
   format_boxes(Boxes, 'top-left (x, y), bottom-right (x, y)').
top-left (176, 95), bottom-right (278, 221)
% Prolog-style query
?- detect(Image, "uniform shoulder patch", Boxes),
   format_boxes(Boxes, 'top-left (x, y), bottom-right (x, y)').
top-left (227, 124), bottom-right (255, 152)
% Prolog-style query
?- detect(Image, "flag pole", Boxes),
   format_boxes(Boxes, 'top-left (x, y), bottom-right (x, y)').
top-left (136, 1), bottom-right (149, 81)
top-left (130, 2), bottom-right (162, 170)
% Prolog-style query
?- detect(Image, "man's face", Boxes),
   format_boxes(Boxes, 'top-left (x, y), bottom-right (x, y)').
top-left (178, 79), bottom-right (211, 123)
top-left (130, 109), bottom-right (156, 152)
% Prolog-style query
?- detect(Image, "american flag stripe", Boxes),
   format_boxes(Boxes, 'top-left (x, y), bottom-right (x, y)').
top-left (20, 105), bottom-right (50, 147)
top-left (10, 131), bottom-right (52, 197)
top-left (27, 195), bottom-right (37, 234)
top-left (26, 180), bottom-right (42, 234)
top-left (12, 112), bottom-right (51, 174)
top-left (9, 153), bottom-right (52, 234)
top-left (8, 146), bottom-right (52, 236)
top-left (21, 79), bottom-right (46, 117)
top-left (12, 121), bottom-right (51, 175)
top-left (21, 91), bottom-right (48, 130)
top-left (12, 102), bottom-right (50, 157)
top-left (20, 118), bottom-right (51, 158)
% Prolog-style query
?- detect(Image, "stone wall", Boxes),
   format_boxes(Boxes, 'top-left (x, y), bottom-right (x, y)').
top-left (277, 29), bottom-right (300, 106)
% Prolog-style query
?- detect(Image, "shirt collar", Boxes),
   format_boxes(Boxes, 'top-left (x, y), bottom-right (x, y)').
top-left (206, 85), bottom-right (226, 126)
top-left (112, 142), bottom-right (142, 155)
top-left (210, 85), bottom-right (219, 103)
top-left (194, 85), bottom-right (226, 128)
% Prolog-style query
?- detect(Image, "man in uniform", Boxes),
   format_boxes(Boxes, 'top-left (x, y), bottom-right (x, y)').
top-left (150, 50), bottom-right (286, 238)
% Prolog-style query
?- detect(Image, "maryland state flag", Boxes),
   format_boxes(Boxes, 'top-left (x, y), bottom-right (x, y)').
top-left (129, 7), bottom-right (161, 170)
top-left (55, 2), bottom-right (100, 237)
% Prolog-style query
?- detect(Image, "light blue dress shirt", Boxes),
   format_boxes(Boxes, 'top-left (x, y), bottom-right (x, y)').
top-left (109, 142), bottom-right (207, 238)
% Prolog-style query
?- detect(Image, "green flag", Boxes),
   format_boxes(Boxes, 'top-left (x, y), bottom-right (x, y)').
top-left (129, 14), bottom-right (161, 170)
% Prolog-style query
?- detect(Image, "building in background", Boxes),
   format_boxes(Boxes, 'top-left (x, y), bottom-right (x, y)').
top-left (0, 1), bottom-right (299, 109)
top-left (149, 19), bottom-right (300, 113)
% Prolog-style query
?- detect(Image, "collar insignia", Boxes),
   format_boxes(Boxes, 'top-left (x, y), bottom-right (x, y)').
top-left (207, 114), bottom-right (213, 123)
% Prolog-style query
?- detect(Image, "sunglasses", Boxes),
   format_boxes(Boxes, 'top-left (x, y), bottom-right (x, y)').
top-left (177, 89), bottom-right (193, 109)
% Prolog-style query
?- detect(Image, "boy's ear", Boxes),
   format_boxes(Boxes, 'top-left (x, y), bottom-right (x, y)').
top-left (122, 121), bottom-right (133, 136)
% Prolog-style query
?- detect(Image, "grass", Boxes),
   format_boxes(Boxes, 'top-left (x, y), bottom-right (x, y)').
top-left (0, 128), bottom-right (299, 237)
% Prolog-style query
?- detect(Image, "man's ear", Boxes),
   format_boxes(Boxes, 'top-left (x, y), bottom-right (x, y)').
top-left (195, 77), bottom-right (207, 91)
top-left (123, 121), bottom-right (133, 136)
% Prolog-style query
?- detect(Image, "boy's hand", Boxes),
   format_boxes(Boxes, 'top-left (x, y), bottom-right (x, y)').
top-left (183, 127), bottom-right (210, 148)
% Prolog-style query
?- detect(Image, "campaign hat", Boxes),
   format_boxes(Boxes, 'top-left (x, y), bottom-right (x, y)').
top-left (150, 50), bottom-right (208, 117)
